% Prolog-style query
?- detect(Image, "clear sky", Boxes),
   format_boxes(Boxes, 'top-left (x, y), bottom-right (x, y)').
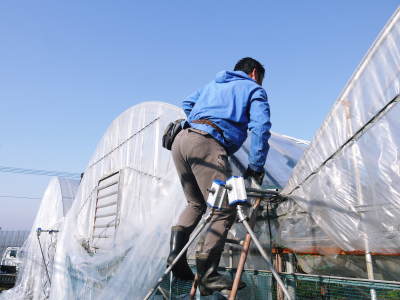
top-left (1, 1), bottom-right (398, 230)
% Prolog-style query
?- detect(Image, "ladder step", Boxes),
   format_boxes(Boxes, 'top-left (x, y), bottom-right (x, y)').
top-left (226, 238), bottom-right (242, 245)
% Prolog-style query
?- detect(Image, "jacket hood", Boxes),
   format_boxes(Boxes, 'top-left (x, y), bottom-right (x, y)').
top-left (215, 70), bottom-right (255, 84)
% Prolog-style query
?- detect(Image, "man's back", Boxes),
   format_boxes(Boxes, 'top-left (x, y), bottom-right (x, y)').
top-left (183, 69), bottom-right (271, 171)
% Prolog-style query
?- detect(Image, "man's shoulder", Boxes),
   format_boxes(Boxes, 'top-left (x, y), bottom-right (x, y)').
top-left (251, 86), bottom-right (268, 100)
top-left (232, 77), bottom-right (263, 89)
top-left (232, 80), bottom-right (267, 100)
top-left (202, 76), bottom-right (267, 100)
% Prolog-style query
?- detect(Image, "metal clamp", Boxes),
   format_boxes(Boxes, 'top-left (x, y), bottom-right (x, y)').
top-left (36, 227), bottom-right (59, 236)
top-left (206, 179), bottom-right (227, 210)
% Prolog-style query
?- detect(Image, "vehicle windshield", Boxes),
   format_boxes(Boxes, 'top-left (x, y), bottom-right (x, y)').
top-left (9, 250), bottom-right (17, 258)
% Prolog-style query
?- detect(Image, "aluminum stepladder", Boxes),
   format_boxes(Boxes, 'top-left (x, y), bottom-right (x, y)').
top-left (188, 177), bottom-right (292, 300)
top-left (144, 177), bottom-right (292, 300)
top-left (143, 179), bottom-right (229, 300)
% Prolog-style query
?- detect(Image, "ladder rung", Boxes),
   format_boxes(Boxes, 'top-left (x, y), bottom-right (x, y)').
top-left (97, 191), bottom-right (118, 201)
top-left (97, 200), bottom-right (117, 209)
top-left (225, 238), bottom-right (242, 245)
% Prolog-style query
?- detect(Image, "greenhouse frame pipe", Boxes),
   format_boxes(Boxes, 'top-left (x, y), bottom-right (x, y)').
top-left (347, 98), bottom-right (376, 300)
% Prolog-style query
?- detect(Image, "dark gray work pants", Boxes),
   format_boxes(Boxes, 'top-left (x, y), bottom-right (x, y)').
top-left (171, 128), bottom-right (236, 255)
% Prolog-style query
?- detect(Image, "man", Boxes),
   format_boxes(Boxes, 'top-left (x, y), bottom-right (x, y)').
top-left (167, 57), bottom-right (271, 295)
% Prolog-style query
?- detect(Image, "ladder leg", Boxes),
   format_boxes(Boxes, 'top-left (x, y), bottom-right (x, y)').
top-left (228, 234), bottom-right (251, 300)
top-left (228, 198), bottom-right (262, 300)
top-left (239, 211), bottom-right (292, 300)
top-left (189, 274), bottom-right (199, 299)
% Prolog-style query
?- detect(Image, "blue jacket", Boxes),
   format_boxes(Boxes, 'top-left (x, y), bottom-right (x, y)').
top-left (183, 70), bottom-right (271, 172)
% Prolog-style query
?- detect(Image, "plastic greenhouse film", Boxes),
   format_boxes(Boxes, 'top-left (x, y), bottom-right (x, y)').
top-left (43, 101), bottom-right (308, 299)
top-left (279, 7), bottom-right (400, 270)
top-left (0, 177), bottom-right (79, 300)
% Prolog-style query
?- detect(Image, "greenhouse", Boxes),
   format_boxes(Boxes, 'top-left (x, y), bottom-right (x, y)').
top-left (30, 101), bottom-right (304, 299)
top-left (1, 6), bottom-right (399, 300)
top-left (0, 177), bottom-right (79, 299)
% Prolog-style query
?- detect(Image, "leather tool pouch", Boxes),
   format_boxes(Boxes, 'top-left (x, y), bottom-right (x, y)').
top-left (162, 119), bottom-right (185, 150)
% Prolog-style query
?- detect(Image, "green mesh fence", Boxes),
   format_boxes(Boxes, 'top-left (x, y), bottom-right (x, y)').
top-left (157, 268), bottom-right (400, 299)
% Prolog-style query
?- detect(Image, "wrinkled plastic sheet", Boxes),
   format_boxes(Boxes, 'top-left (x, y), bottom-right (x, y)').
top-left (4, 9), bottom-right (400, 298)
top-left (297, 254), bottom-right (400, 281)
top-left (276, 7), bottom-right (400, 278)
top-left (45, 101), bottom-right (308, 299)
top-left (0, 178), bottom-right (79, 300)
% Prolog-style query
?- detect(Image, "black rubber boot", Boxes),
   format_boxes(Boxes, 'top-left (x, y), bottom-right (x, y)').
top-left (196, 252), bottom-right (246, 296)
top-left (167, 226), bottom-right (195, 281)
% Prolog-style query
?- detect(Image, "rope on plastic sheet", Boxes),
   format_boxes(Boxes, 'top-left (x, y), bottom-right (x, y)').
top-left (78, 144), bottom-right (162, 215)
top-left (126, 166), bottom-right (162, 181)
top-left (75, 118), bottom-right (162, 216)
top-left (86, 117), bottom-right (161, 171)
top-left (286, 94), bottom-right (400, 196)
top-left (76, 186), bottom-right (98, 217)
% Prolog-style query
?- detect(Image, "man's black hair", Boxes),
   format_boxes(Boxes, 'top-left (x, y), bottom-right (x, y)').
top-left (234, 57), bottom-right (265, 81)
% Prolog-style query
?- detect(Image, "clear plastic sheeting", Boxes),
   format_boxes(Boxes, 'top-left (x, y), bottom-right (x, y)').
top-left (46, 101), bottom-right (308, 299)
top-left (275, 198), bottom-right (337, 252)
top-left (0, 177), bottom-right (79, 300)
top-left (217, 134), bottom-right (309, 270)
top-left (282, 7), bottom-right (400, 254)
top-left (232, 133), bottom-right (308, 189)
top-left (50, 102), bottom-right (187, 300)
top-left (297, 255), bottom-right (400, 281)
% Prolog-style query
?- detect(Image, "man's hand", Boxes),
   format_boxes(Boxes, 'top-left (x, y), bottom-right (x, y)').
top-left (244, 166), bottom-right (265, 185)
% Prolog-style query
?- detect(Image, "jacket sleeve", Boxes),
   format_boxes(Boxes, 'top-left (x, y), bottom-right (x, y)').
top-left (182, 89), bottom-right (201, 117)
top-left (247, 88), bottom-right (271, 172)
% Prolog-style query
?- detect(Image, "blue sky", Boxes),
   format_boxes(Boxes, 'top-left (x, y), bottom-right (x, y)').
top-left (1, 1), bottom-right (398, 230)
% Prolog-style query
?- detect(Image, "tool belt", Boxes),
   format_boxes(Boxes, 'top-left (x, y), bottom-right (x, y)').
top-left (162, 119), bottom-right (224, 151)
top-left (162, 119), bottom-right (184, 150)
top-left (191, 119), bottom-right (223, 135)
